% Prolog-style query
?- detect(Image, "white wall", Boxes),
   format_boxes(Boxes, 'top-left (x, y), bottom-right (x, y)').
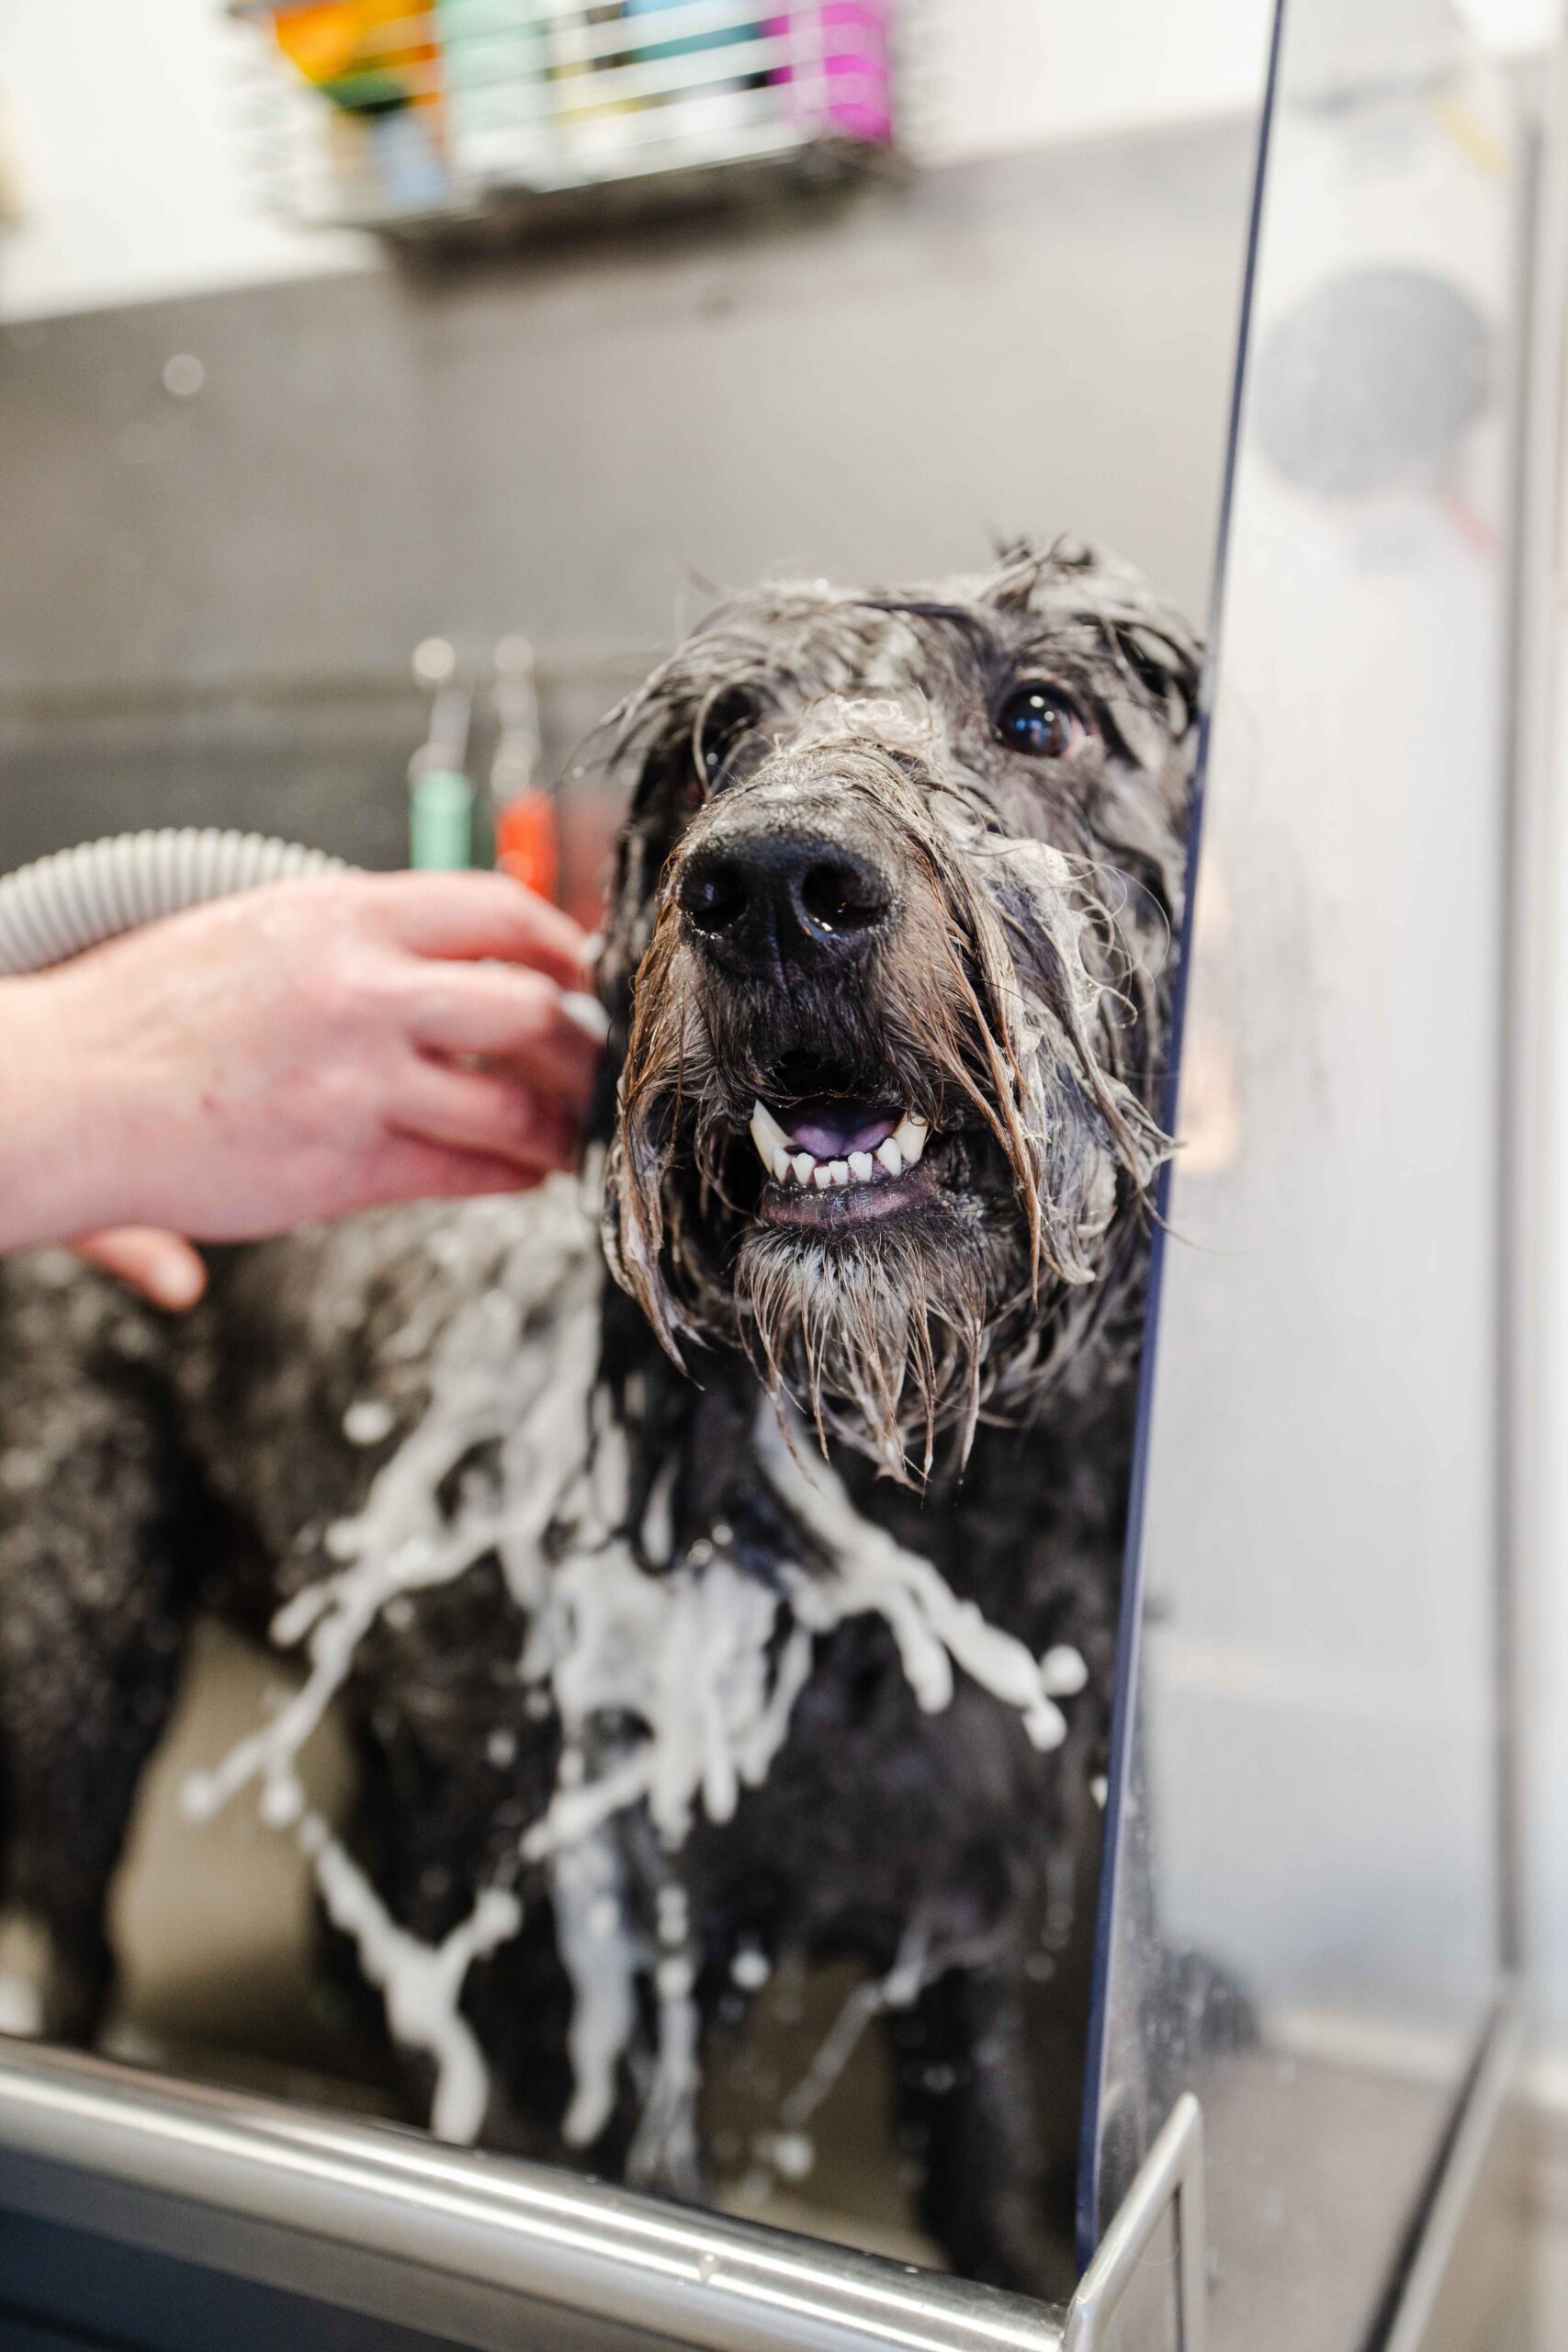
top-left (914, 0), bottom-right (1269, 164)
top-left (0, 0), bottom-right (367, 322)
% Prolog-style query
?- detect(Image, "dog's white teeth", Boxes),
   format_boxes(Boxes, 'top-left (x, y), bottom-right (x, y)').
top-left (760, 1111), bottom-right (931, 1195)
top-left (750, 1101), bottom-right (791, 1173)
top-left (891, 1114), bottom-right (929, 1167)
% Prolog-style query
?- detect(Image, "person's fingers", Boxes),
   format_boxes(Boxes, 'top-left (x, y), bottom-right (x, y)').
top-left (364, 871), bottom-right (590, 989)
top-left (394, 1060), bottom-right (581, 1174)
top-left (361, 1137), bottom-right (554, 1209)
top-left (402, 965), bottom-right (604, 1101)
top-left (72, 1227), bottom-right (209, 1310)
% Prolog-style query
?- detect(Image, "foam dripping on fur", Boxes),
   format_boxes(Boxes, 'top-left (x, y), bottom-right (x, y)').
top-left (755, 1409), bottom-right (1082, 1749)
top-left (182, 1178), bottom-right (1085, 2154)
top-left (525, 1410), bottom-right (1078, 1864)
top-left (182, 1184), bottom-right (602, 1831)
top-left (300, 1811), bottom-right (519, 2142)
top-left (519, 1538), bottom-right (817, 1861)
top-left (551, 1830), bottom-right (638, 2148)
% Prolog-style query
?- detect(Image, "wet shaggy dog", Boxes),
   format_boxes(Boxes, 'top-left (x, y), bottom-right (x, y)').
top-left (0, 540), bottom-right (1198, 2294)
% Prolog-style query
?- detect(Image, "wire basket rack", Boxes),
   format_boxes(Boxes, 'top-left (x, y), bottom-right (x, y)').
top-left (231, 3), bottom-right (897, 239)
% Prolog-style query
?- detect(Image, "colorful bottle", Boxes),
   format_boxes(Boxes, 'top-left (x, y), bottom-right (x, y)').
top-left (621, 0), bottom-right (756, 64)
top-left (263, 2), bottom-right (449, 210)
top-left (765, 2), bottom-right (892, 145)
top-left (410, 769), bottom-right (477, 870)
top-left (490, 636), bottom-right (560, 902)
top-left (437, 0), bottom-right (554, 188)
top-left (622, 0), bottom-right (760, 143)
top-left (408, 639), bottom-right (476, 871)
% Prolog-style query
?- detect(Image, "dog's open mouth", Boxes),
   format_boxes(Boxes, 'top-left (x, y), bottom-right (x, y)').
top-left (745, 1087), bottom-right (937, 1229)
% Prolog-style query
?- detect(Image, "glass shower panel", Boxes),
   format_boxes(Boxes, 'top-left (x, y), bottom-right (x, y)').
top-left (1087, 4), bottom-right (1518, 2345)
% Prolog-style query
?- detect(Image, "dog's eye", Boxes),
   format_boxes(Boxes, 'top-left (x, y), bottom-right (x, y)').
top-left (697, 688), bottom-right (761, 786)
top-left (996, 684), bottom-right (1089, 759)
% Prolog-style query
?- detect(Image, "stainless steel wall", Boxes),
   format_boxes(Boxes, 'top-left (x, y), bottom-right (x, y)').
top-left (0, 117), bottom-right (1254, 870)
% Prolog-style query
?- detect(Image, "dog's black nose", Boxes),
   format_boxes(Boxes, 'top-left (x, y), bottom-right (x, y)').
top-left (679, 832), bottom-right (894, 968)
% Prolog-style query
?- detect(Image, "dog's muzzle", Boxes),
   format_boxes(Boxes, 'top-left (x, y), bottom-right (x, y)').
top-left (674, 791), bottom-right (934, 1231)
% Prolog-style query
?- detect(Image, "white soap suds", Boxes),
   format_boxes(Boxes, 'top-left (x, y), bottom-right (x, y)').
top-left (755, 1412), bottom-right (1078, 1751)
top-left (551, 1830), bottom-right (638, 2148)
top-left (343, 1398), bottom-right (396, 1447)
top-left (523, 1408), bottom-right (1077, 1881)
top-left (184, 1187), bottom-right (603, 1832)
top-left (302, 1813), bottom-right (520, 2143)
top-left (758, 2130), bottom-right (815, 2181)
top-left (520, 1538), bottom-right (816, 1860)
top-left (184, 1180), bottom-right (1087, 2158)
top-left (628, 1930), bottom-right (702, 2195)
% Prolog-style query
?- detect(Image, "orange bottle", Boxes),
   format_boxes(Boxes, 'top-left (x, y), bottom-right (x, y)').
top-left (491, 636), bottom-right (559, 904)
top-left (495, 790), bottom-right (560, 903)
top-left (265, 2), bottom-right (437, 113)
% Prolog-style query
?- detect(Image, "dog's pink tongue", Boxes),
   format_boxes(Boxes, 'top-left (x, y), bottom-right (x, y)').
top-left (784, 1099), bottom-right (897, 1157)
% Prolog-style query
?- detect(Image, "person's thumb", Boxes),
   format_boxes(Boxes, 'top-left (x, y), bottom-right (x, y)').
top-left (72, 1227), bottom-right (208, 1311)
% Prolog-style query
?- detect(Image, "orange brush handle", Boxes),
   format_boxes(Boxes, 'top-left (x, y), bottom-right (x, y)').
top-left (495, 791), bottom-right (559, 904)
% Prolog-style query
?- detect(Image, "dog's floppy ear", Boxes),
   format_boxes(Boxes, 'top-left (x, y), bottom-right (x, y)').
top-left (587, 663), bottom-right (707, 1147)
top-left (595, 667), bottom-right (705, 1004)
top-left (596, 639), bottom-right (776, 1003)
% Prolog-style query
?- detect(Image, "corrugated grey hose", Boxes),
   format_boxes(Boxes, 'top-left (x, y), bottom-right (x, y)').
top-left (0, 829), bottom-right (347, 977)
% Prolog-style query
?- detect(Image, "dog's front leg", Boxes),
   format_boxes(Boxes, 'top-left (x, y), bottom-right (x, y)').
top-left (887, 1957), bottom-right (1072, 2301)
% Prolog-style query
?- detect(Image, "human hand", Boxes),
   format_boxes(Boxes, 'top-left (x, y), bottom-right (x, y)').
top-left (71, 1227), bottom-right (213, 1310)
top-left (0, 870), bottom-right (606, 1305)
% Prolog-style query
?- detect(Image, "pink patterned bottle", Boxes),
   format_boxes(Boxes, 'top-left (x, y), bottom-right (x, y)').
top-left (765, 3), bottom-right (893, 146)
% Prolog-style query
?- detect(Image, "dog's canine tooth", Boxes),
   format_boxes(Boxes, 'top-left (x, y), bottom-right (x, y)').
top-left (792, 1152), bottom-right (816, 1186)
top-left (848, 1151), bottom-right (874, 1184)
top-left (750, 1101), bottom-right (790, 1172)
top-left (875, 1137), bottom-right (904, 1178)
top-left (891, 1114), bottom-right (929, 1167)
top-left (813, 1163), bottom-right (834, 1190)
top-left (772, 1147), bottom-right (792, 1183)
top-left (828, 1160), bottom-right (851, 1187)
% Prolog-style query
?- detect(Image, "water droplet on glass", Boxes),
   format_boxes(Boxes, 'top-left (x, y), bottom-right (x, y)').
top-left (163, 354), bottom-right (205, 399)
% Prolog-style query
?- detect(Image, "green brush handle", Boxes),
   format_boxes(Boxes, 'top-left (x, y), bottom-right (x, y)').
top-left (410, 769), bottom-right (475, 871)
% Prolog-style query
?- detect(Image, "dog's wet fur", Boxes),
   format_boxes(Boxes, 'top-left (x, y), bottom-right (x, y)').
top-left (0, 541), bottom-right (1198, 2296)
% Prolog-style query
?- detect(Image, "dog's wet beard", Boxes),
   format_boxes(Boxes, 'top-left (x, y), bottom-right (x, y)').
top-left (735, 1212), bottom-right (993, 1478)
